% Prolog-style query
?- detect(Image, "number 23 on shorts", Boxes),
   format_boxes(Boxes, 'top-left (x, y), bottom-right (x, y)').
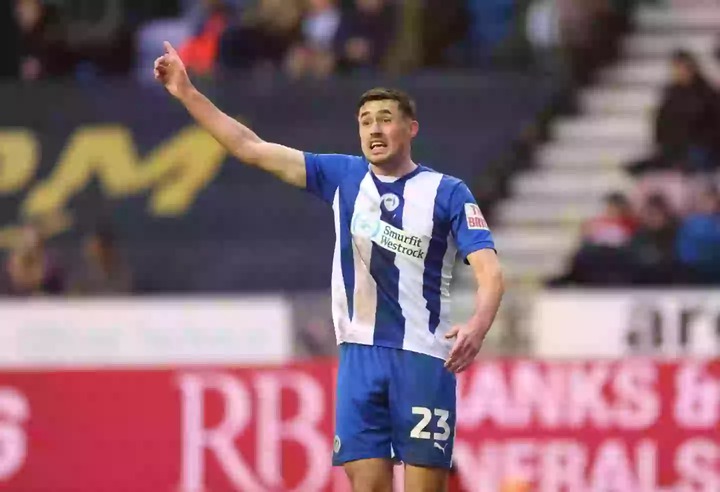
top-left (410, 407), bottom-right (452, 441)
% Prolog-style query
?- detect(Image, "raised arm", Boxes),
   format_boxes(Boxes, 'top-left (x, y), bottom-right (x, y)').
top-left (154, 42), bottom-right (306, 188)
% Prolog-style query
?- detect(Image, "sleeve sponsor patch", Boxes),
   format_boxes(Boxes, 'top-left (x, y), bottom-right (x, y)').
top-left (465, 203), bottom-right (489, 230)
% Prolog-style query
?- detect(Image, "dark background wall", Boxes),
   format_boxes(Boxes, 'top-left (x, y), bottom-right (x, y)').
top-left (0, 73), bottom-right (556, 292)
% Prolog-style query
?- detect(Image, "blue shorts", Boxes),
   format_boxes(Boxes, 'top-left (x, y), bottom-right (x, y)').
top-left (333, 343), bottom-right (457, 469)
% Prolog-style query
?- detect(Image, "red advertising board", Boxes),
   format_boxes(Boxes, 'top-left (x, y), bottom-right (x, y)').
top-left (0, 360), bottom-right (718, 491)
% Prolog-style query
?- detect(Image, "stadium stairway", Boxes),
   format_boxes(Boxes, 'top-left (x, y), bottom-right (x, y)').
top-left (460, 3), bottom-right (720, 289)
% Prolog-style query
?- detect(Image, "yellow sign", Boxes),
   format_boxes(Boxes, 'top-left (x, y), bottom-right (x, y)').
top-left (0, 125), bottom-right (227, 246)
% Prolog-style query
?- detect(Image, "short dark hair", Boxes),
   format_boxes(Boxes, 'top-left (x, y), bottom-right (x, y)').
top-left (605, 191), bottom-right (628, 205)
top-left (671, 49), bottom-right (699, 72)
top-left (646, 193), bottom-right (669, 208)
top-left (605, 191), bottom-right (628, 208)
top-left (672, 49), bottom-right (695, 64)
top-left (357, 88), bottom-right (417, 119)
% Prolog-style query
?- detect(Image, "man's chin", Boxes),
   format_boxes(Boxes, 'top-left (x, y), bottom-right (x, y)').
top-left (365, 153), bottom-right (392, 166)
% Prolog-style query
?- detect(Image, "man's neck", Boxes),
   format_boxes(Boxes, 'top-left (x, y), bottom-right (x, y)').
top-left (370, 156), bottom-right (417, 179)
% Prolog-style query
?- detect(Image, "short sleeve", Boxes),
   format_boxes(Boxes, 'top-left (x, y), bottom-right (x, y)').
top-left (449, 182), bottom-right (496, 264)
top-left (304, 153), bottom-right (359, 204)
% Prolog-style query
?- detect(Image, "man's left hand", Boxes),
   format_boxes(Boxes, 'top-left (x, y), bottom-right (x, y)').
top-left (444, 321), bottom-right (485, 373)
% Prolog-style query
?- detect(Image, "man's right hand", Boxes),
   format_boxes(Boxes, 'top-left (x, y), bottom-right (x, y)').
top-left (154, 41), bottom-right (192, 99)
top-left (152, 41), bottom-right (307, 189)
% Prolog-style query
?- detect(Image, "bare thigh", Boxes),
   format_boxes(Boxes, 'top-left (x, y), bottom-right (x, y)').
top-left (344, 458), bottom-right (394, 492)
top-left (404, 464), bottom-right (449, 492)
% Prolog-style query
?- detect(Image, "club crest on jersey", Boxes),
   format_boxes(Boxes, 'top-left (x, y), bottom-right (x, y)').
top-left (380, 193), bottom-right (400, 212)
top-left (465, 203), bottom-right (489, 230)
top-left (351, 213), bottom-right (382, 238)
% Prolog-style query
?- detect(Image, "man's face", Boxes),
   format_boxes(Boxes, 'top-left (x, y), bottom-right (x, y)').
top-left (697, 191), bottom-right (720, 215)
top-left (15, 0), bottom-right (41, 31)
top-left (17, 225), bottom-right (42, 255)
top-left (605, 200), bottom-right (627, 219)
top-left (308, 0), bottom-right (333, 12)
top-left (84, 236), bottom-right (104, 263)
top-left (357, 99), bottom-right (417, 167)
top-left (641, 205), bottom-right (668, 230)
top-left (671, 60), bottom-right (694, 85)
top-left (356, 0), bottom-right (383, 14)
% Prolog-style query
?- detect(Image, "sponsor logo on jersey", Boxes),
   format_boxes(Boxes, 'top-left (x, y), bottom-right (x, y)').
top-left (351, 213), bottom-right (427, 260)
top-left (465, 203), bottom-right (489, 230)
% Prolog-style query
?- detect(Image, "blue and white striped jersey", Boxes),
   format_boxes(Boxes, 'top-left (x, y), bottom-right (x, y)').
top-left (305, 153), bottom-right (496, 360)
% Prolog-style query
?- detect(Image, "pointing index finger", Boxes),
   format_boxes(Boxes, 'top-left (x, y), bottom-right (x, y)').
top-left (163, 41), bottom-right (177, 56)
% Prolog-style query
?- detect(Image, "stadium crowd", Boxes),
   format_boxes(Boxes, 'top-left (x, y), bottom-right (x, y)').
top-left (2, 0), bottom-right (718, 295)
top-left (0, 224), bottom-right (134, 297)
top-left (0, 0), bottom-right (648, 82)
top-left (0, 0), bottom-right (528, 82)
top-left (0, 0), bottom-right (523, 300)
top-left (550, 52), bottom-right (720, 287)
top-left (549, 184), bottom-right (720, 287)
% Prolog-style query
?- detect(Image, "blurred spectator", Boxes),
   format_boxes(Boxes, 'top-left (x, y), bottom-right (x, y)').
top-left (285, 0), bottom-right (341, 79)
top-left (421, 0), bottom-right (469, 67)
top-left (580, 192), bottom-right (637, 247)
top-left (333, 0), bottom-right (397, 73)
top-left (627, 194), bottom-right (678, 285)
top-left (630, 170), bottom-right (694, 217)
top-left (70, 228), bottom-right (134, 296)
top-left (178, 0), bottom-right (239, 75)
top-left (627, 50), bottom-right (720, 176)
top-left (218, 0), bottom-right (303, 73)
top-left (15, 0), bottom-right (74, 81)
top-left (184, 0), bottom-right (247, 33)
top-left (676, 185), bottom-right (720, 284)
top-left (465, 0), bottom-right (515, 62)
top-left (0, 0), bottom-right (20, 78)
top-left (0, 225), bottom-right (64, 296)
top-left (556, 0), bottom-right (628, 85)
top-left (549, 192), bottom-right (637, 286)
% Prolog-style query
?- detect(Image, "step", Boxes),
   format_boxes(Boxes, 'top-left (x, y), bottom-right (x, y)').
top-left (552, 116), bottom-right (651, 144)
top-left (536, 142), bottom-right (651, 170)
top-left (455, 251), bottom-right (569, 285)
top-left (637, 7), bottom-right (720, 31)
top-left (600, 57), bottom-right (720, 87)
top-left (512, 169), bottom-right (633, 198)
top-left (623, 32), bottom-right (717, 58)
top-left (580, 88), bottom-right (658, 115)
top-left (600, 61), bottom-right (667, 87)
top-left (495, 199), bottom-right (602, 227)
top-left (448, 289), bottom-right (514, 344)
top-left (499, 253), bottom-right (568, 283)
top-left (491, 227), bottom-right (579, 257)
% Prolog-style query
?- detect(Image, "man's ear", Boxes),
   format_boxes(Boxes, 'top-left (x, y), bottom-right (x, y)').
top-left (410, 120), bottom-right (419, 138)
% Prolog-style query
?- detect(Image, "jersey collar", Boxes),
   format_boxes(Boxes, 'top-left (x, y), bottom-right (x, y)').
top-left (368, 164), bottom-right (424, 184)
